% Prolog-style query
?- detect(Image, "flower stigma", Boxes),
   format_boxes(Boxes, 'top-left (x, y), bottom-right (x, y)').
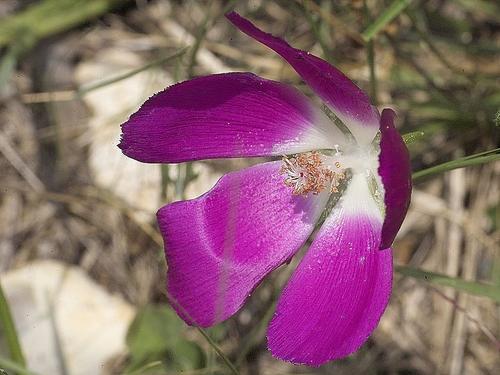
top-left (280, 151), bottom-right (346, 196)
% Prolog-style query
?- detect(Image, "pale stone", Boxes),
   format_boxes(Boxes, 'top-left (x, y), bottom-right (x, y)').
top-left (75, 48), bottom-right (173, 223)
top-left (1, 260), bottom-right (135, 375)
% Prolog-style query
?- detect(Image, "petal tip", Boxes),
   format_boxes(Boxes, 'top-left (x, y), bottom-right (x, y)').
top-left (266, 209), bottom-right (393, 366)
top-left (224, 10), bottom-right (238, 20)
top-left (226, 10), bottom-right (380, 145)
top-left (378, 108), bottom-right (412, 249)
top-left (117, 121), bottom-right (135, 159)
top-left (267, 331), bottom-right (365, 367)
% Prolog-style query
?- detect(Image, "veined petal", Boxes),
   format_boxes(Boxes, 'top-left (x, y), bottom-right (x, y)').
top-left (226, 12), bottom-right (380, 146)
top-left (378, 108), bottom-right (412, 249)
top-left (119, 72), bottom-right (345, 163)
top-left (158, 161), bottom-right (329, 327)
top-left (267, 174), bottom-right (392, 366)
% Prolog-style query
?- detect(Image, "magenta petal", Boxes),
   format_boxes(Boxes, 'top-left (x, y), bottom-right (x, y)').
top-left (226, 12), bottom-right (380, 145)
top-left (158, 162), bottom-right (328, 327)
top-left (378, 108), bottom-right (412, 249)
top-left (119, 72), bottom-right (344, 163)
top-left (267, 174), bottom-right (393, 366)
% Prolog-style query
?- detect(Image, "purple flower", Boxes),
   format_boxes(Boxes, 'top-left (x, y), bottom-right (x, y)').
top-left (119, 12), bottom-right (411, 366)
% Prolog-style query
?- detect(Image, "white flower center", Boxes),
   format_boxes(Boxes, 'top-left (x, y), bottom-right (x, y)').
top-left (280, 146), bottom-right (379, 197)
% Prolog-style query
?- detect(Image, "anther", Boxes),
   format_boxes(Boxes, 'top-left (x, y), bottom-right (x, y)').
top-left (280, 151), bottom-right (336, 195)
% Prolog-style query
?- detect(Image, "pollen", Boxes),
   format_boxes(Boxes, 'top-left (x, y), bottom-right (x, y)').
top-left (280, 151), bottom-right (345, 195)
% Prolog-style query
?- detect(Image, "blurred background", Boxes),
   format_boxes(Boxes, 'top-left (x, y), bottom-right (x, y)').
top-left (0, 0), bottom-right (498, 374)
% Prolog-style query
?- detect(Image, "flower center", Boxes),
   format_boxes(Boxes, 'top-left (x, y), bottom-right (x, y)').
top-left (280, 151), bottom-right (346, 195)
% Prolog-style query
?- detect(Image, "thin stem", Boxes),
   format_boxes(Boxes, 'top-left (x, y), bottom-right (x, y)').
top-left (21, 48), bottom-right (188, 104)
top-left (196, 328), bottom-right (239, 375)
top-left (430, 287), bottom-right (500, 351)
top-left (367, 40), bottom-right (377, 104)
top-left (186, 0), bottom-right (239, 78)
top-left (186, 6), bottom-right (212, 78)
top-left (406, 9), bottom-right (463, 76)
top-left (300, 0), bottom-right (365, 45)
top-left (385, 32), bottom-right (458, 106)
top-left (364, 0), bottom-right (378, 104)
top-left (78, 48), bottom-right (188, 96)
top-left (0, 280), bottom-right (26, 368)
top-left (165, 290), bottom-right (239, 375)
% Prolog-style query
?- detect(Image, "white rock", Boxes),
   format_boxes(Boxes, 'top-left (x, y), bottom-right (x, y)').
top-left (1, 260), bottom-right (135, 375)
top-left (75, 48), bottom-right (173, 223)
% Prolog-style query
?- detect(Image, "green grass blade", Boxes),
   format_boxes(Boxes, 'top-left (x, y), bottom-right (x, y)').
top-left (21, 47), bottom-right (188, 103)
top-left (0, 32), bottom-right (35, 91)
top-left (0, 358), bottom-right (39, 375)
top-left (395, 265), bottom-right (500, 302)
top-left (0, 0), bottom-right (128, 48)
top-left (77, 47), bottom-right (188, 96)
top-left (406, 9), bottom-right (464, 77)
top-left (0, 281), bottom-right (26, 368)
top-left (361, 0), bottom-right (413, 42)
top-left (0, 46), bottom-right (18, 91)
top-left (412, 148), bottom-right (500, 180)
top-left (186, 0), bottom-right (239, 77)
top-left (301, 3), bottom-right (333, 63)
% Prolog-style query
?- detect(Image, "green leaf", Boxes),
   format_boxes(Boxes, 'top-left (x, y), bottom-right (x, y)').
top-left (170, 340), bottom-right (205, 371)
top-left (126, 305), bottom-right (182, 362)
top-left (165, 290), bottom-right (238, 374)
top-left (0, 0), bottom-right (128, 48)
top-left (402, 131), bottom-right (425, 145)
top-left (361, 0), bottom-right (413, 42)
top-left (125, 304), bottom-right (206, 373)
top-left (412, 148), bottom-right (500, 180)
top-left (0, 281), bottom-right (26, 369)
top-left (395, 265), bottom-right (500, 302)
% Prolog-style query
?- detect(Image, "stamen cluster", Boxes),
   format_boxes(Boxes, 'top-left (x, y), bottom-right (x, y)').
top-left (280, 151), bottom-right (345, 195)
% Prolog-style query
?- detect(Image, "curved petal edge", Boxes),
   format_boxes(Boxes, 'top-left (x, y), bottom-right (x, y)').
top-left (158, 161), bottom-right (329, 327)
top-left (226, 11), bottom-right (380, 145)
top-left (119, 72), bottom-right (344, 163)
top-left (267, 174), bottom-right (393, 365)
top-left (378, 108), bottom-right (412, 249)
